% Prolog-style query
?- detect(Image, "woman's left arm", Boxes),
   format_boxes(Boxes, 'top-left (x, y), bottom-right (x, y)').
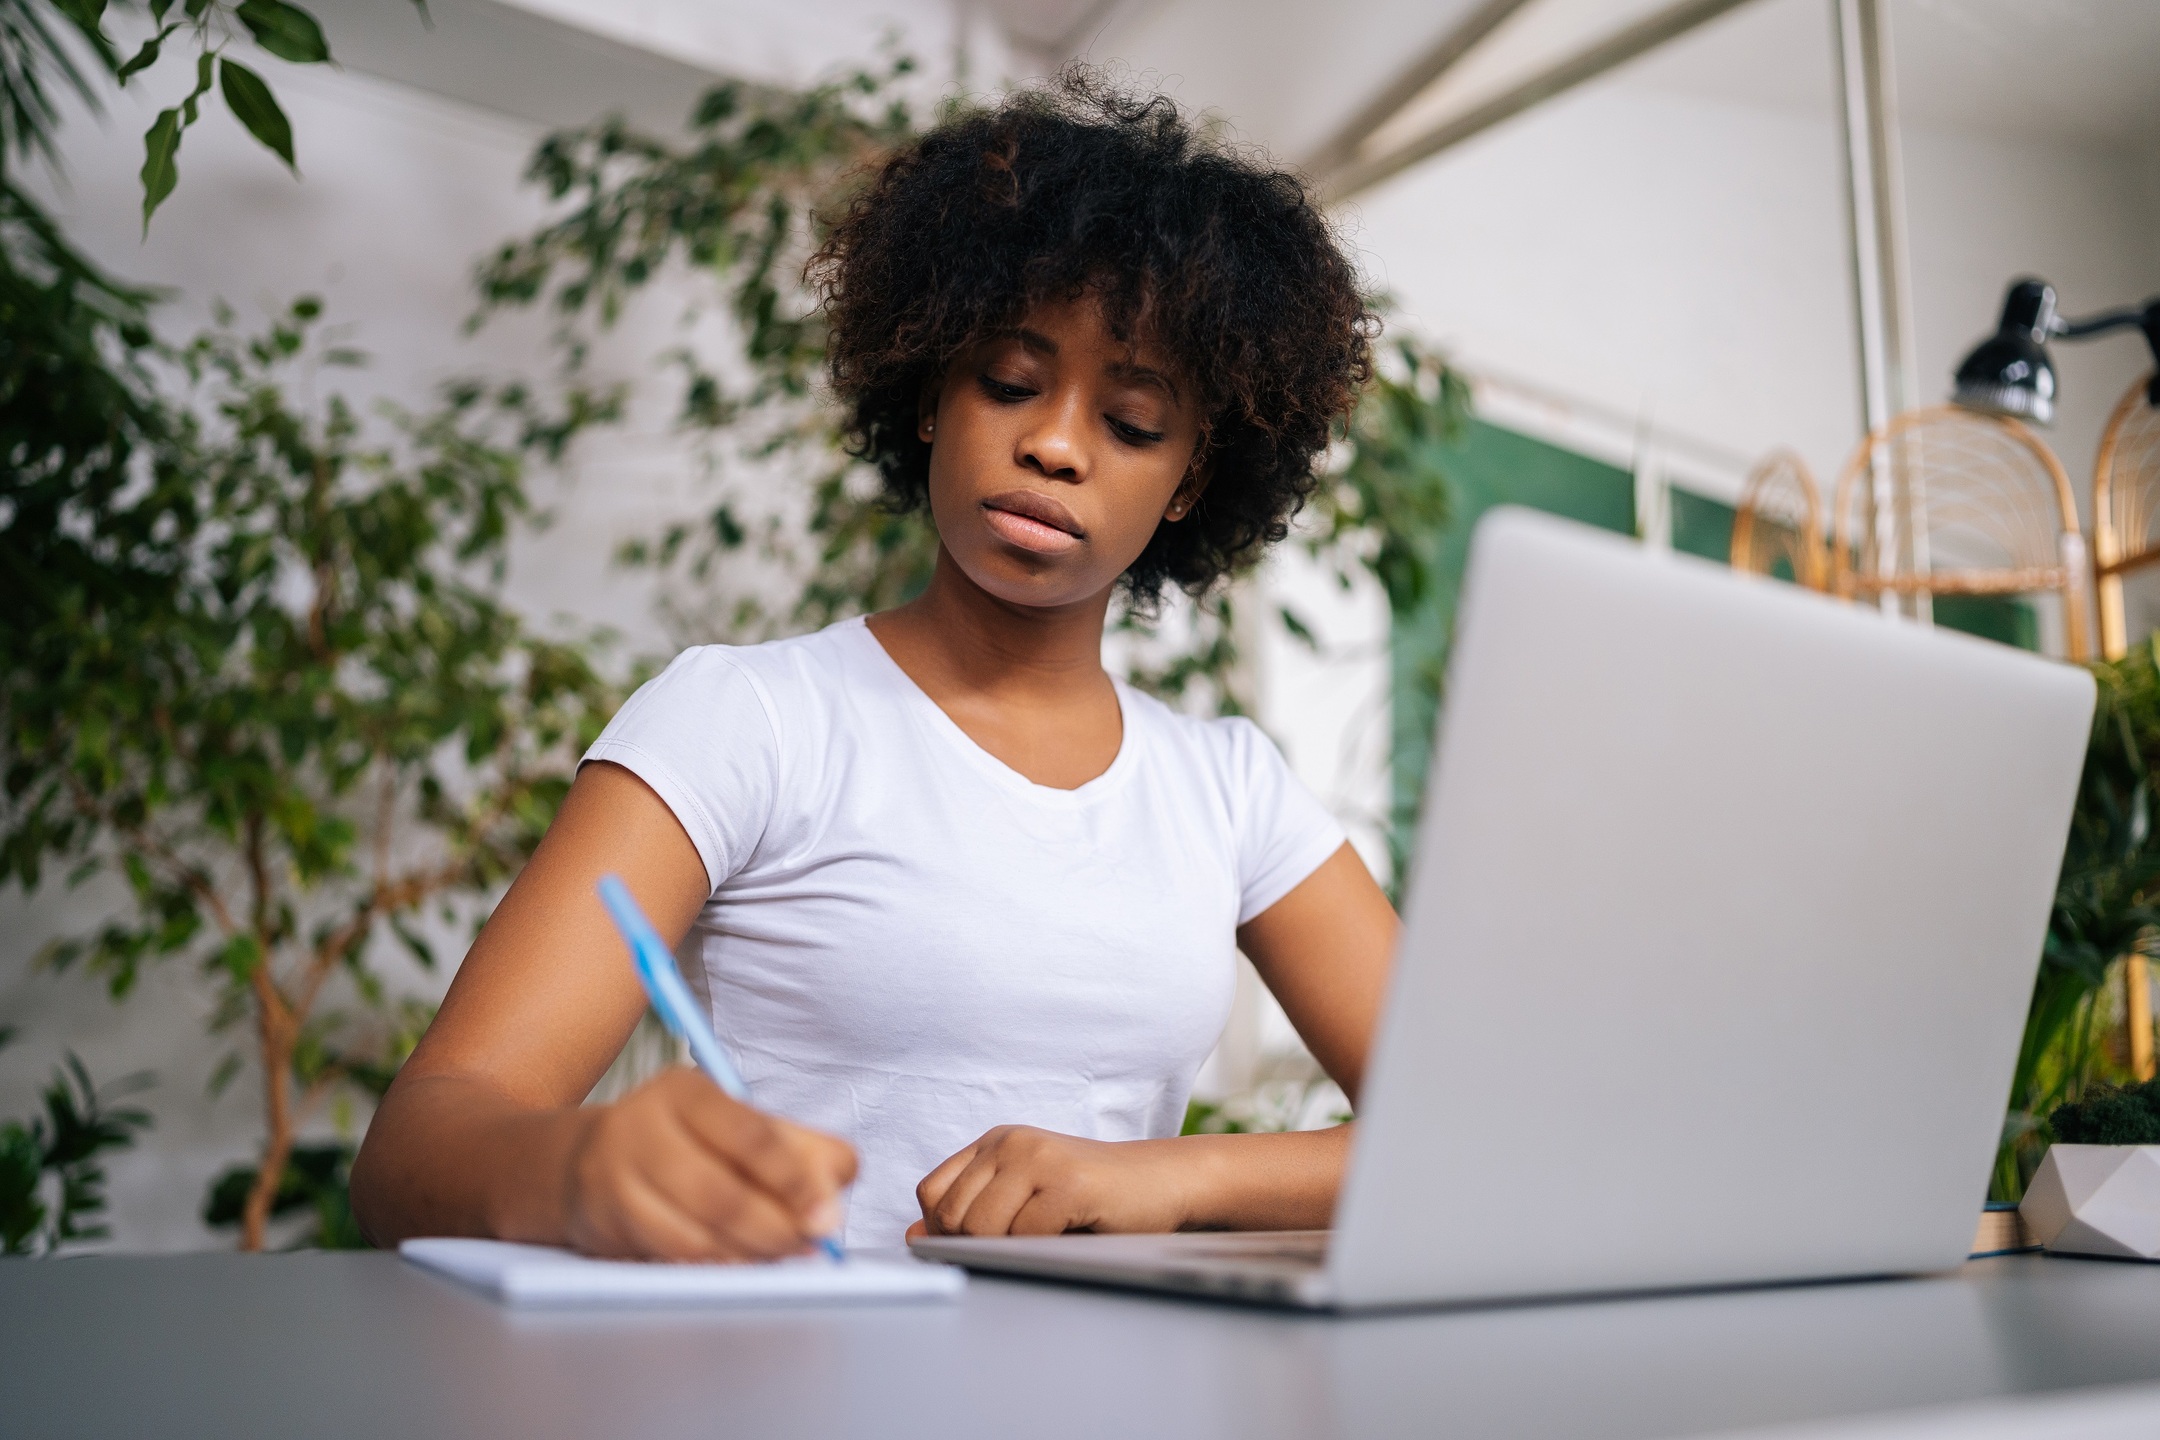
top-left (911, 842), bottom-right (1397, 1238)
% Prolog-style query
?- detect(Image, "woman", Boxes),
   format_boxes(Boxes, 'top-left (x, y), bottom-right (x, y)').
top-left (350, 75), bottom-right (1398, 1258)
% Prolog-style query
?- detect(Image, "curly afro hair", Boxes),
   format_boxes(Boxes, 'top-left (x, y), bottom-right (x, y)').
top-left (809, 70), bottom-right (1376, 604)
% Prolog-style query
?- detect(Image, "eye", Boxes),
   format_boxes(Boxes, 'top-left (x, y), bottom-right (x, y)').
top-left (978, 374), bottom-right (1036, 403)
top-left (1107, 415), bottom-right (1166, 445)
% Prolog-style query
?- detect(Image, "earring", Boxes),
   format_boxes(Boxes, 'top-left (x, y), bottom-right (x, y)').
top-left (922, 419), bottom-right (935, 438)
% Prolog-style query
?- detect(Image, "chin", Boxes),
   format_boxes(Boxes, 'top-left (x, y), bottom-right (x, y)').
top-left (954, 545), bottom-right (1106, 612)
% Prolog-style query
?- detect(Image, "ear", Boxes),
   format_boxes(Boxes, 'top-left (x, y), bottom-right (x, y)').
top-left (1163, 461), bottom-right (1212, 523)
top-left (917, 378), bottom-right (940, 444)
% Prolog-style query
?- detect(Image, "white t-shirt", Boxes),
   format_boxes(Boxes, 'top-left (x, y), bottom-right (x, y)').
top-left (582, 617), bottom-right (1346, 1246)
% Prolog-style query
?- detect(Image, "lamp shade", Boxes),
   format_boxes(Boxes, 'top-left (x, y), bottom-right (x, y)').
top-left (1954, 278), bottom-right (2059, 426)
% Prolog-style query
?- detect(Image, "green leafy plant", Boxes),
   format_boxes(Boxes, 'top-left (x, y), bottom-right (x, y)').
top-left (1, 299), bottom-right (616, 1249)
top-left (0, 1030), bottom-right (154, 1255)
top-left (44, 0), bottom-right (429, 228)
top-left (202, 1139), bottom-right (361, 1248)
top-left (1994, 634), bottom-right (2160, 1199)
top-left (1181, 1082), bottom-right (1351, 1137)
top-left (2046, 1078), bottom-right (2160, 1147)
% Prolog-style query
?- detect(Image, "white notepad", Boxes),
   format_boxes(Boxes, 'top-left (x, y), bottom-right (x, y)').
top-left (399, 1237), bottom-right (967, 1307)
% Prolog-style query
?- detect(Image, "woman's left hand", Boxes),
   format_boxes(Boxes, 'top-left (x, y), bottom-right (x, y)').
top-left (908, 1126), bottom-right (1203, 1239)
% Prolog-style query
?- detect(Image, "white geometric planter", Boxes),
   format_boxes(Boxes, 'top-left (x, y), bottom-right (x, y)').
top-left (2019, 1145), bottom-right (2160, 1260)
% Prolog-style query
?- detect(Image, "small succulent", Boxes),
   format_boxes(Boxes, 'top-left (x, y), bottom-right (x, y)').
top-left (2048, 1078), bottom-right (2160, 1146)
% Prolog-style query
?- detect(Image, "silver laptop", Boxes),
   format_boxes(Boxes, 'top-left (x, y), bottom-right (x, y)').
top-left (911, 507), bottom-right (2094, 1310)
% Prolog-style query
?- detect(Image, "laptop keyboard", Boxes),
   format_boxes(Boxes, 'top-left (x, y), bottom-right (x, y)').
top-left (1177, 1232), bottom-right (1330, 1265)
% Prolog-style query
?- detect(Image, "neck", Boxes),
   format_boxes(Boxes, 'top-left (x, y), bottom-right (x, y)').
top-left (871, 547), bottom-right (1112, 702)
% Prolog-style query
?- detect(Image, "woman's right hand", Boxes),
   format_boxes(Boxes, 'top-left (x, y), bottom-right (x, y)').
top-left (562, 1068), bottom-right (857, 1261)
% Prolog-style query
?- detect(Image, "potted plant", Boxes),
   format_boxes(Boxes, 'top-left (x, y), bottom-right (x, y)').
top-left (2018, 1079), bottom-right (2160, 1259)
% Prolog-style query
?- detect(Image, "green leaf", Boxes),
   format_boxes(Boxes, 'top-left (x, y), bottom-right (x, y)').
top-left (205, 1052), bottom-right (243, 1098)
top-left (389, 915), bottom-right (436, 969)
top-left (115, 23), bottom-right (177, 81)
top-left (219, 58), bottom-right (295, 171)
top-left (210, 933), bottom-right (262, 985)
top-left (140, 108), bottom-right (183, 231)
top-left (1276, 605), bottom-right (1321, 652)
top-left (0, 1124), bottom-right (48, 1255)
top-left (50, 0), bottom-right (107, 28)
top-left (236, 0), bottom-right (331, 64)
top-left (184, 51), bottom-right (212, 123)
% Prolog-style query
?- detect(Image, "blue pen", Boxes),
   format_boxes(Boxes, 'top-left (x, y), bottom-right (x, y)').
top-left (597, 874), bottom-right (846, 1263)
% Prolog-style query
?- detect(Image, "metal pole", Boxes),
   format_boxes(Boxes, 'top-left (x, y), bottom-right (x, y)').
top-left (1832, 0), bottom-right (1926, 621)
top-left (1320, 0), bottom-right (1760, 204)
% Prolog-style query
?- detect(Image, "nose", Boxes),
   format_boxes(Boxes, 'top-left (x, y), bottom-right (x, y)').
top-left (1016, 387), bottom-right (1088, 483)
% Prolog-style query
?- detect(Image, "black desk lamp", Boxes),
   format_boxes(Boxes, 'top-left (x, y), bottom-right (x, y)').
top-left (1952, 278), bottom-right (2160, 425)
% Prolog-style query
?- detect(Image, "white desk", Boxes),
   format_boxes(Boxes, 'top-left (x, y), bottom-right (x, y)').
top-left (5, 1251), bottom-right (2160, 1439)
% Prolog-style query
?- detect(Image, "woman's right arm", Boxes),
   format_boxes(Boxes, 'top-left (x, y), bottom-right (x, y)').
top-left (348, 761), bottom-right (855, 1260)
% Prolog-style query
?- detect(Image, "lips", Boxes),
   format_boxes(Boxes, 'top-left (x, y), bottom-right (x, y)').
top-left (981, 489), bottom-right (1086, 555)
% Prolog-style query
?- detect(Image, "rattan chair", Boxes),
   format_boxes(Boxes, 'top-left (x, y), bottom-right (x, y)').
top-left (2091, 374), bottom-right (2160, 662)
top-left (2089, 373), bottom-right (2160, 1083)
top-left (1830, 405), bottom-right (2090, 661)
top-left (1730, 449), bottom-right (1827, 590)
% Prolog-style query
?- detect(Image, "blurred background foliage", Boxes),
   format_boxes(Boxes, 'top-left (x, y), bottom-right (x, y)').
top-left (4, 0), bottom-right (611, 1250)
top-left (0, 1028), bottom-right (152, 1254)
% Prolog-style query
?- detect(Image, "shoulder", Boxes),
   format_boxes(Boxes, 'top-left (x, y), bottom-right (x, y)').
top-left (629, 621), bottom-right (869, 726)
top-left (582, 624), bottom-right (870, 890)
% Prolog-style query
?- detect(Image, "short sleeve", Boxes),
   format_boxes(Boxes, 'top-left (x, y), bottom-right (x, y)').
top-left (1220, 717), bottom-right (1349, 925)
top-left (581, 647), bottom-right (782, 895)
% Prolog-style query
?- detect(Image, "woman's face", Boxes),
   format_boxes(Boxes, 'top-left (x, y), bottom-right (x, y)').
top-left (922, 293), bottom-right (1203, 611)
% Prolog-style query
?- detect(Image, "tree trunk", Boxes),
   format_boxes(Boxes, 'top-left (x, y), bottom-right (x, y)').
top-left (240, 1001), bottom-right (296, 1253)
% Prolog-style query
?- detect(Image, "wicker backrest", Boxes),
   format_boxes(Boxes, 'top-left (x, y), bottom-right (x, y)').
top-left (1730, 449), bottom-right (1826, 590)
top-left (1830, 405), bottom-right (2087, 659)
top-left (2093, 375), bottom-right (2160, 658)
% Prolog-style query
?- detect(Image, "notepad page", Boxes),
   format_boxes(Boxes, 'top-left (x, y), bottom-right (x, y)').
top-left (400, 1238), bottom-right (966, 1307)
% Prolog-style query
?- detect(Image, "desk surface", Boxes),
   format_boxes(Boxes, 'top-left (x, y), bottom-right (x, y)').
top-left (6, 1251), bottom-right (2160, 1440)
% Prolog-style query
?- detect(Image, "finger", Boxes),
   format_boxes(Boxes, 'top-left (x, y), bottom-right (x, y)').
top-left (674, 1084), bottom-right (849, 1225)
top-left (659, 1148), bottom-right (816, 1261)
top-left (1008, 1186), bottom-right (1086, 1237)
top-left (777, 1120), bottom-right (859, 1235)
top-left (946, 1163), bottom-right (1044, 1237)
top-left (609, 1172), bottom-right (751, 1263)
top-left (904, 1220), bottom-right (929, 1244)
top-left (926, 1145), bottom-right (1011, 1236)
top-left (805, 1124), bottom-right (860, 1188)
top-left (915, 1138), bottom-right (984, 1226)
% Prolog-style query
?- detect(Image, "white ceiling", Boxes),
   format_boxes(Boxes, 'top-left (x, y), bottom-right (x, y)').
top-left (1075, 0), bottom-right (2160, 184)
top-left (984, 0), bottom-right (1117, 51)
top-left (1079, 0), bottom-right (1503, 164)
top-left (1630, 0), bottom-right (2160, 149)
top-left (309, 0), bottom-right (2160, 178)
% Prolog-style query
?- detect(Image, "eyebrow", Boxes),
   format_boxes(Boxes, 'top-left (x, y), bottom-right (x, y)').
top-left (1106, 359), bottom-right (1179, 403)
top-left (1000, 328), bottom-right (1183, 403)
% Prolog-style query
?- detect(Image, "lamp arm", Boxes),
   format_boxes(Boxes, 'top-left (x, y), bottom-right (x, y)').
top-left (2055, 300), bottom-right (2157, 340)
top-left (2055, 299), bottom-right (2160, 406)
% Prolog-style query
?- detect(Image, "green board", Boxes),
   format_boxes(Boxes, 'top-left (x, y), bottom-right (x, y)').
top-left (1387, 419), bottom-right (1634, 858)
